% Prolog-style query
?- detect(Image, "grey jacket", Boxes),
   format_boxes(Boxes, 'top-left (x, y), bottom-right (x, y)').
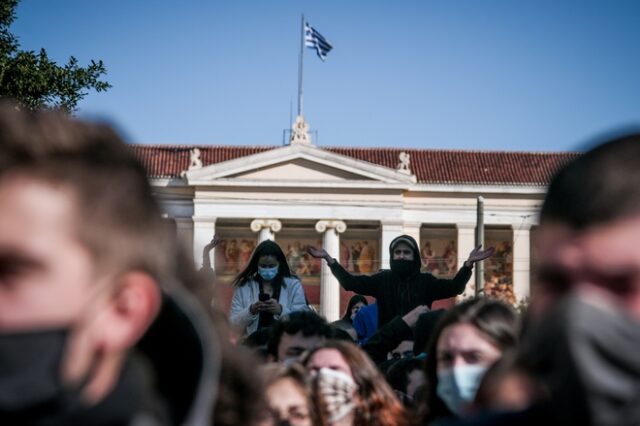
top-left (230, 276), bottom-right (308, 335)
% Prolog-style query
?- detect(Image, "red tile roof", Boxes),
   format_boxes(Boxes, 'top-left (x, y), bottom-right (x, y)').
top-left (131, 144), bottom-right (579, 186)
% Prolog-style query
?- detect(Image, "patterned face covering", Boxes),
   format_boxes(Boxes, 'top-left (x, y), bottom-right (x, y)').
top-left (314, 368), bottom-right (358, 423)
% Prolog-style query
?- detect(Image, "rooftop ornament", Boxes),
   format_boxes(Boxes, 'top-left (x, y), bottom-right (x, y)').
top-left (289, 115), bottom-right (312, 145)
top-left (180, 147), bottom-right (203, 178)
top-left (396, 151), bottom-right (413, 176)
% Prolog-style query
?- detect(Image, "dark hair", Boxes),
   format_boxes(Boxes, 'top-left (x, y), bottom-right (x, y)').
top-left (413, 309), bottom-right (447, 356)
top-left (241, 327), bottom-right (272, 349)
top-left (267, 311), bottom-right (331, 360)
top-left (232, 239), bottom-right (292, 289)
top-left (213, 344), bottom-right (269, 426)
top-left (421, 298), bottom-right (520, 423)
top-left (541, 133), bottom-right (640, 230)
top-left (329, 320), bottom-right (357, 342)
top-left (240, 328), bottom-right (273, 362)
top-left (260, 363), bottom-right (328, 426)
top-left (341, 294), bottom-right (369, 322)
top-left (303, 340), bottom-right (410, 426)
top-left (386, 358), bottom-right (425, 395)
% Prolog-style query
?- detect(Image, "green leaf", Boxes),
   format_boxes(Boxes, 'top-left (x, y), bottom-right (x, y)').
top-left (0, 0), bottom-right (110, 113)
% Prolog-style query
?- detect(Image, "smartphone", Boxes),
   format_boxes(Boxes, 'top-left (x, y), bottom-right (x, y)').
top-left (258, 293), bottom-right (271, 302)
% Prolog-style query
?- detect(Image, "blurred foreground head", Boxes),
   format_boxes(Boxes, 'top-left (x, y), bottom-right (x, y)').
top-left (0, 104), bottom-right (216, 424)
top-left (0, 104), bottom-right (174, 284)
top-left (527, 133), bottom-right (640, 425)
top-left (534, 133), bottom-right (640, 316)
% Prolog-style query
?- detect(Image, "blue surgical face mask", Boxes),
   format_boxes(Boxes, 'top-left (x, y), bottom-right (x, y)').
top-left (258, 266), bottom-right (279, 281)
top-left (436, 364), bottom-right (488, 417)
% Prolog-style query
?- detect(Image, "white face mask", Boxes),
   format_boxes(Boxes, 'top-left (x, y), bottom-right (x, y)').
top-left (314, 368), bottom-right (357, 423)
top-left (436, 365), bottom-right (488, 417)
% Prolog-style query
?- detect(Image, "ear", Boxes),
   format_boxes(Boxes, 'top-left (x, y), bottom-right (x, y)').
top-left (61, 272), bottom-right (161, 387)
top-left (99, 271), bottom-right (162, 352)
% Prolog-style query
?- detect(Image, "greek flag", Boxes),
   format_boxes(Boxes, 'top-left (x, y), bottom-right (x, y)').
top-left (305, 23), bottom-right (333, 61)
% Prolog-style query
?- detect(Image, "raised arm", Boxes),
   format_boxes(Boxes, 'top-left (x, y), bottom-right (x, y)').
top-left (202, 234), bottom-right (221, 269)
top-left (467, 244), bottom-right (495, 264)
top-left (306, 246), bottom-right (381, 297)
top-left (429, 245), bottom-right (495, 299)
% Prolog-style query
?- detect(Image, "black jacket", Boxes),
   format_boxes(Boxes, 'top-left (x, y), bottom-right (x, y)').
top-left (361, 315), bottom-right (413, 365)
top-left (329, 235), bottom-right (472, 328)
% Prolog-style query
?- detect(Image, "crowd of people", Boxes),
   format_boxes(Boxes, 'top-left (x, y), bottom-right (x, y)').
top-left (0, 103), bottom-right (639, 425)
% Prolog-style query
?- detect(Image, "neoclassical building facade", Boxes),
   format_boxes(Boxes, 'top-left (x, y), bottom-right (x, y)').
top-left (133, 124), bottom-right (576, 321)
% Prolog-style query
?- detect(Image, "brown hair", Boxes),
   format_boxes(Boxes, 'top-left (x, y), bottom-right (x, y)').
top-left (304, 340), bottom-right (410, 426)
top-left (261, 363), bottom-right (327, 426)
top-left (0, 102), bottom-right (173, 284)
top-left (421, 298), bottom-right (520, 423)
top-left (540, 133), bottom-right (640, 230)
top-left (214, 345), bottom-right (270, 426)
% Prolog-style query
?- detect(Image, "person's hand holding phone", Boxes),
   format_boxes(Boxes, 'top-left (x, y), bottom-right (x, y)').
top-left (250, 293), bottom-right (269, 315)
top-left (259, 294), bottom-right (282, 315)
top-left (249, 301), bottom-right (263, 315)
top-left (259, 293), bottom-right (271, 302)
top-left (251, 293), bottom-right (281, 315)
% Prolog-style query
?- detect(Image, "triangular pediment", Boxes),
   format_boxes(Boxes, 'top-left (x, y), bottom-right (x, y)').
top-left (184, 144), bottom-right (417, 187)
top-left (228, 158), bottom-right (374, 181)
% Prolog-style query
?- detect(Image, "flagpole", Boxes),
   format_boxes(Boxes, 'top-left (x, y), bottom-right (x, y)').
top-left (298, 14), bottom-right (304, 117)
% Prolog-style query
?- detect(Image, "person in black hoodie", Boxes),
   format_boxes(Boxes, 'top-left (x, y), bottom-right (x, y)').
top-left (307, 235), bottom-right (493, 328)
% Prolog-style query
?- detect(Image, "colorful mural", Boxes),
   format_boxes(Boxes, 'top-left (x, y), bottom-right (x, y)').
top-left (279, 238), bottom-right (323, 277)
top-left (278, 237), bottom-right (323, 307)
top-left (420, 239), bottom-right (458, 276)
top-left (339, 239), bottom-right (379, 273)
top-left (214, 238), bottom-right (257, 275)
top-left (420, 227), bottom-right (458, 278)
top-left (483, 230), bottom-right (515, 305)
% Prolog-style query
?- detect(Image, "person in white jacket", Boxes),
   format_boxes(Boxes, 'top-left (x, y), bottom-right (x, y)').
top-left (230, 239), bottom-right (308, 335)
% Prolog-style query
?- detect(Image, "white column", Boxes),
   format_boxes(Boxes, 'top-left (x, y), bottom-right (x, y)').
top-left (192, 216), bottom-right (216, 269)
top-left (403, 221), bottom-right (422, 247)
top-left (512, 223), bottom-right (531, 303)
top-left (316, 220), bottom-right (347, 322)
top-left (456, 223), bottom-right (476, 298)
top-left (380, 220), bottom-right (404, 269)
top-left (250, 219), bottom-right (282, 242)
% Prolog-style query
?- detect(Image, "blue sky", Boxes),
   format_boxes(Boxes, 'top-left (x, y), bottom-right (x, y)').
top-left (13, 0), bottom-right (640, 151)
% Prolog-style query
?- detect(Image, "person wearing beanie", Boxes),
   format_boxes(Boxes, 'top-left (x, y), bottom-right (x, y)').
top-left (308, 235), bottom-right (493, 329)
